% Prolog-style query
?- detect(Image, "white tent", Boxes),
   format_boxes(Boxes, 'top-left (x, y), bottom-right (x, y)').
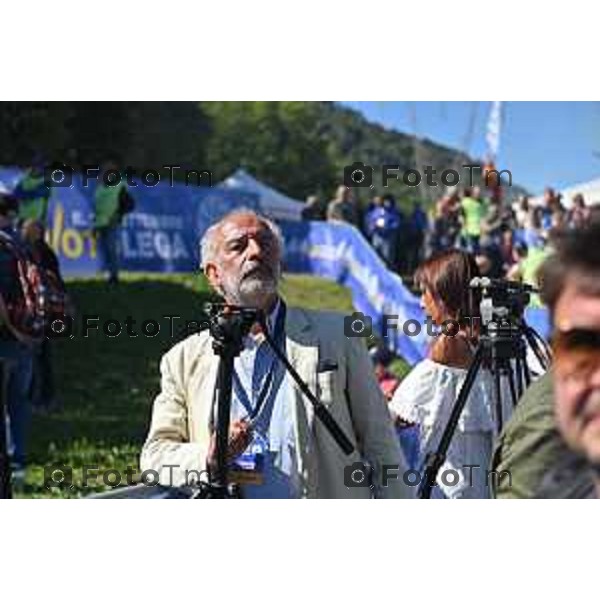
top-left (531, 177), bottom-right (600, 209)
top-left (218, 168), bottom-right (304, 221)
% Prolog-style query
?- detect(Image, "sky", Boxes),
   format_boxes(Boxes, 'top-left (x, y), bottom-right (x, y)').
top-left (342, 102), bottom-right (600, 195)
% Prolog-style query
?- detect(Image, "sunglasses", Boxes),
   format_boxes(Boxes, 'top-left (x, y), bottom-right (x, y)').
top-left (552, 328), bottom-right (600, 352)
top-left (552, 328), bottom-right (600, 380)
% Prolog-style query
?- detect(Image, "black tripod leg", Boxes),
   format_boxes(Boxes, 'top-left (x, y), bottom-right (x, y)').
top-left (507, 364), bottom-right (518, 409)
top-left (261, 327), bottom-right (354, 455)
top-left (524, 327), bottom-right (550, 372)
top-left (419, 344), bottom-right (485, 499)
top-left (523, 355), bottom-right (532, 388)
top-left (514, 353), bottom-right (524, 400)
top-left (494, 364), bottom-right (503, 435)
top-left (212, 351), bottom-right (236, 496)
top-left (529, 327), bottom-right (553, 366)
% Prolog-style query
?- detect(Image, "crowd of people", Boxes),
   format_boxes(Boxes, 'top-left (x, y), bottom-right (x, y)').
top-left (298, 183), bottom-right (600, 499)
top-left (141, 206), bottom-right (600, 499)
top-left (303, 184), bottom-right (598, 297)
top-left (3, 159), bottom-right (600, 499)
top-left (302, 185), bottom-right (429, 274)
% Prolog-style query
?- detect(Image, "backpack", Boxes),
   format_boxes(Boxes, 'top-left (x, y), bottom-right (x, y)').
top-left (0, 230), bottom-right (68, 341)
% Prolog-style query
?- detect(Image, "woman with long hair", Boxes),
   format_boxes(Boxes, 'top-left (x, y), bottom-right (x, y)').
top-left (390, 249), bottom-right (514, 498)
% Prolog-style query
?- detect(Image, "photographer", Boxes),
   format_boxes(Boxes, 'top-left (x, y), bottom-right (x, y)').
top-left (141, 209), bottom-right (412, 498)
top-left (389, 249), bottom-right (515, 498)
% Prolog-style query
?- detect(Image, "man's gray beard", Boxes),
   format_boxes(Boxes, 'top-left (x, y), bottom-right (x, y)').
top-left (220, 270), bottom-right (280, 307)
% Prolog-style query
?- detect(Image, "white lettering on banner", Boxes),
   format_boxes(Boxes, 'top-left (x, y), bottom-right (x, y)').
top-left (139, 231), bottom-right (155, 258)
top-left (120, 230), bottom-right (189, 260)
top-left (126, 212), bottom-right (185, 230)
top-left (155, 231), bottom-right (188, 260)
top-left (71, 210), bottom-right (90, 227)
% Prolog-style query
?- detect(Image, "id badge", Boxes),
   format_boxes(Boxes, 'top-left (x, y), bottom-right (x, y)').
top-left (229, 432), bottom-right (269, 486)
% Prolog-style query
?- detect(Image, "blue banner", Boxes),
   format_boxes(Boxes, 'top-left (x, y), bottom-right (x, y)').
top-left (281, 220), bottom-right (429, 364)
top-left (1, 167), bottom-right (260, 275)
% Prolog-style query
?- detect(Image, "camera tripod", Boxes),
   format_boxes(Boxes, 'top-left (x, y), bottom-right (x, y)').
top-left (189, 301), bottom-right (355, 499)
top-left (90, 302), bottom-right (354, 500)
top-left (418, 314), bottom-right (551, 500)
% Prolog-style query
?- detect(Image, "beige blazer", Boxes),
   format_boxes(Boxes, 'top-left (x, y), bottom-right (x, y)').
top-left (140, 305), bottom-right (413, 498)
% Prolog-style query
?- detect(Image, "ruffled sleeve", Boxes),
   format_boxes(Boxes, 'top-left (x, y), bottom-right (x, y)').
top-left (390, 358), bottom-right (506, 434)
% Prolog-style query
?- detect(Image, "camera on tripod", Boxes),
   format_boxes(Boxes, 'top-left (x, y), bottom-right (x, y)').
top-left (418, 277), bottom-right (552, 499)
top-left (469, 277), bottom-right (535, 327)
top-left (202, 303), bottom-right (263, 350)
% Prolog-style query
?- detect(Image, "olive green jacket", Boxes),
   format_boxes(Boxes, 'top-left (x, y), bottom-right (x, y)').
top-left (491, 371), bottom-right (567, 498)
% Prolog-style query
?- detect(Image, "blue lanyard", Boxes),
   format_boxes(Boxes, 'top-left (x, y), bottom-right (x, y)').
top-left (233, 301), bottom-right (287, 422)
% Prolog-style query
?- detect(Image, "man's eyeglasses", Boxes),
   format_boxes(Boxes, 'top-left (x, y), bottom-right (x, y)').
top-left (552, 328), bottom-right (600, 380)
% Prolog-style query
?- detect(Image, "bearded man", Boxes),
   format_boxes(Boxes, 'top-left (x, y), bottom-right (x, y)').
top-left (140, 209), bottom-right (412, 498)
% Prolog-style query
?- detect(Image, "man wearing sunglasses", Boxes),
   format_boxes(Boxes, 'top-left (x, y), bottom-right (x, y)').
top-left (535, 221), bottom-right (600, 498)
top-left (492, 221), bottom-right (600, 499)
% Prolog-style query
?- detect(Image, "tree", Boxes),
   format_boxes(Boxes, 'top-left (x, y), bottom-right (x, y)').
top-left (201, 101), bottom-right (337, 199)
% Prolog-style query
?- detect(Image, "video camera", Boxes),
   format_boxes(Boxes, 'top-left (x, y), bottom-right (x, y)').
top-left (202, 303), bottom-right (262, 348)
top-left (469, 277), bottom-right (536, 327)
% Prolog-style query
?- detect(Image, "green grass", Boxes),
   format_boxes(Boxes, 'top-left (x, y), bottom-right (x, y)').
top-left (18, 271), bottom-right (390, 498)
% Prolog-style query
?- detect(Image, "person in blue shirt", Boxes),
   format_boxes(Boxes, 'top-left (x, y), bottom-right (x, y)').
top-left (364, 194), bottom-right (402, 269)
top-left (405, 201), bottom-right (428, 273)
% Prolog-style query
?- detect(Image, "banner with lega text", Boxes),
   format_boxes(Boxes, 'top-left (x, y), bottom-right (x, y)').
top-left (0, 166), bottom-right (260, 274)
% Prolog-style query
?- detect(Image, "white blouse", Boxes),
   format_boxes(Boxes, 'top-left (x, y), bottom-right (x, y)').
top-left (390, 359), bottom-right (515, 499)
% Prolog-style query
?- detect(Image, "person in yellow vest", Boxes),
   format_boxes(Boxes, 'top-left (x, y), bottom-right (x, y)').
top-left (507, 240), bottom-right (551, 307)
top-left (14, 164), bottom-right (50, 226)
top-left (460, 186), bottom-right (486, 253)
top-left (93, 158), bottom-right (132, 285)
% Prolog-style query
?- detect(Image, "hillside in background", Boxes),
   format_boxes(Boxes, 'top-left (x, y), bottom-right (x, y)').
top-left (0, 101), bottom-right (527, 206)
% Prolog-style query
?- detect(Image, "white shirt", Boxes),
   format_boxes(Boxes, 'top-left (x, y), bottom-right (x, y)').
top-left (390, 359), bottom-right (515, 499)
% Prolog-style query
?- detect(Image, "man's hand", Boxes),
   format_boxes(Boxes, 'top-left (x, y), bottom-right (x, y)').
top-left (207, 419), bottom-right (252, 469)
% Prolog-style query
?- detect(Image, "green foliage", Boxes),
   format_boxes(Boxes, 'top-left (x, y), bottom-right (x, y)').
top-left (0, 101), bottom-right (527, 208)
top-left (201, 101), bottom-right (338, 199)
top-left (0, 102), bottom-right (210, 178)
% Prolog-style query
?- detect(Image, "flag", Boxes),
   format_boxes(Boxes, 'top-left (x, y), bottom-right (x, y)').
top-left (486, 101), bottom-right (503, 160)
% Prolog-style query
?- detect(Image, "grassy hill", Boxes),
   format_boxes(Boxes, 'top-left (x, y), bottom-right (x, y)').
top-left (17, 272), bottom-right (408, 498)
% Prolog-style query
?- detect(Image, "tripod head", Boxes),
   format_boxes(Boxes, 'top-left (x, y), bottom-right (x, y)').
top-left (470, 277), bottom-right (536, 327)
top-left (201, 303), bottom-right (263, 356)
